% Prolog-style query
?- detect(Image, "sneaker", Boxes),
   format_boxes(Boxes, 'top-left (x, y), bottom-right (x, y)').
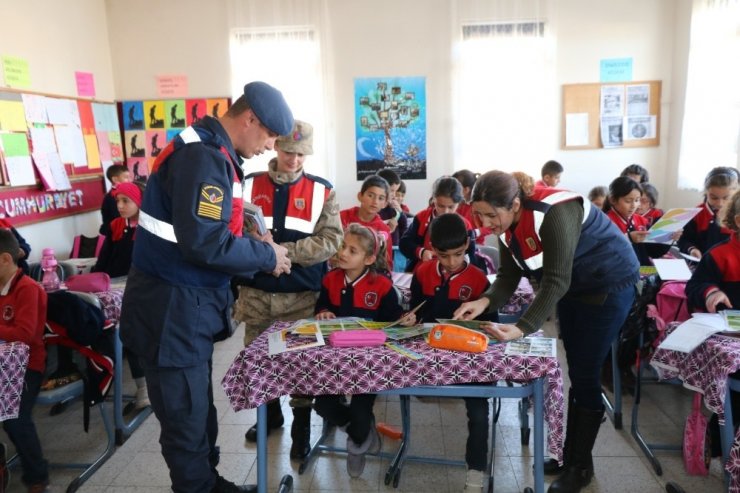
top-left (346, 427), bottom-right (381, 478)
top-left (211, 474), bottom-right (257, 492)
top-left (464, 468), bottom-right (485, 492)
top-left (134, 386), bottom-right (150, 409)
top-left (0, 443), bottom-right (8, 493)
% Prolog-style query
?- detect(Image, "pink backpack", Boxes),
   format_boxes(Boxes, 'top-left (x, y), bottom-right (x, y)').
top-left (683, 392), bottom-right (711, 475)
top-left (655, 281), bottom-right (690, 327)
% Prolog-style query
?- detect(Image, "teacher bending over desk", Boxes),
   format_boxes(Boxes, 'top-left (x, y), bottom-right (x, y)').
top-left (454, 171), bottom-right (639, 493)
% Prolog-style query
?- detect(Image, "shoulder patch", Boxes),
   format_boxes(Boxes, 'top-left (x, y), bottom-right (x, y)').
top-left (197, 183), bottom-right (224, 220)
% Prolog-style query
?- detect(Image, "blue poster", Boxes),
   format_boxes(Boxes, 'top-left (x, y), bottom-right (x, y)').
top-left (354, 76), bottom-right (426, 180)
top-left (121, 101), bottom-right (144, 130)
top-left (600, 58), bottom-right (633, 83)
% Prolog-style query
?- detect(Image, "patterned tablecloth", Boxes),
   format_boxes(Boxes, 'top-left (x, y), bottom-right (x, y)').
top-left (93, 288), bottom-right (124, 324)
top-left (222, 322), bottom-right (564, 460)
top-left (0, 342), bottom-right (30, 421)
top-left (651, 328), bottom-right (740, 490)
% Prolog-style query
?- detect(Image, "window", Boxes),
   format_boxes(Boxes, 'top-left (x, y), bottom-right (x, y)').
top-left (677, 0), bottom-right (740, 190)
top-left (230, 26), bottom-right (328, 176)
top-left (454, 21), bottom-right (555, 175)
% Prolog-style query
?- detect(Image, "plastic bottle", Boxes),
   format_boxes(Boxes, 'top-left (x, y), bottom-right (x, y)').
top-left (41, 247), bottom-right (61, 291)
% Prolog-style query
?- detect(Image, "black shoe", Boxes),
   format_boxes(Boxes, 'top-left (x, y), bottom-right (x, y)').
top-left (245, 400), bottom-right (284, 443)
top-left (543, 457), bottom-right (564, 475)
top-left (290, 407), bottom-right (312, 460)
top-left (0, 442), bottom-right (8, 493)
top-left (211, 475), bottom-right (257, 493)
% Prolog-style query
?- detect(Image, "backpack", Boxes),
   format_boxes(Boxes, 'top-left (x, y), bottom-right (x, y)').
top-left (654, 281), bottom-right (690, 328)
top-left (70, 234), bottom-right (105, 259)
top-left (683, 392), bottom-right (711, 475)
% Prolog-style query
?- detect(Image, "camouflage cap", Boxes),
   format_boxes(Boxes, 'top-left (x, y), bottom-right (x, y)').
top-left (276, 120), bottom-right (313, 155)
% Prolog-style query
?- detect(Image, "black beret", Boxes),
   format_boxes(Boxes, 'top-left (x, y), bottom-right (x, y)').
top-left (243, 81), bottom-right (294, 136)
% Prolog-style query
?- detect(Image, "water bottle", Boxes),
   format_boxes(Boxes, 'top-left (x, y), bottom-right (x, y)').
top-left (41, 248), bottom-right (61, 292)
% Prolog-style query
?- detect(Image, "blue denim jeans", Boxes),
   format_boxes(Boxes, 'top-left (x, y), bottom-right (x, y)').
top-left (3, 369), bottom-right (49, 486)
top-left (558, 285), bottom-right (635, 410)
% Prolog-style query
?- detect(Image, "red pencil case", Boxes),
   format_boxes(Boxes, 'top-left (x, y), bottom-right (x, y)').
top-left (328, 330), bottom-right (387, 347)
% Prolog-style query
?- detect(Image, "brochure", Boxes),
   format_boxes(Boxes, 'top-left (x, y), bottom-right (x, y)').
top-left (504, 337), bottom-right (557, 358)
top-left (723, 310), bottom-right (740, 332)
top-left (268, 322), bottom-right (325, 355)
top-left (644, 208), bottom-right (701, 244)
top-left (358, 300), bottom-right (427, 330)
top-left (291, 317), bottom-right (367, 336)
top-left (243, 201), bottom-right (268, 235)
top-left (383, 324), bottom-right (432, 341)
top-left (652, 258), bottom-right (692, 281)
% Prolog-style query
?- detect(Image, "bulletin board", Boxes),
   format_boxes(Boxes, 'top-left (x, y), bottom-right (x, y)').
top-left (561, 80), bottom-right (661, 150)
top-left (0, 88), bottom-right (122, 225)
top-left (119, 96), bottom-right (230, 182)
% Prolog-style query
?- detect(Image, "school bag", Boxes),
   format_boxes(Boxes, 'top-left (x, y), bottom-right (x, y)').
top-left (683, 392), bottom-right (711, 475)
top-left (654, 280), bottom-right (690, 328)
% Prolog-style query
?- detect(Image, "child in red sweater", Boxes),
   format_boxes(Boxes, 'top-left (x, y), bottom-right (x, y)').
top-left (0, 228), bottom-right (50, 492)
top-left (340, 175), bottom-right (393, 270)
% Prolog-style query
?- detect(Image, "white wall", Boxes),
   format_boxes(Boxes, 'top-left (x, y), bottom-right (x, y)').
top-left (0, 0), bottom-right (116, 260)
top-left (2, 0), bottom-right (695, 256)
top-left (104, 0), bottom-right (693, 213)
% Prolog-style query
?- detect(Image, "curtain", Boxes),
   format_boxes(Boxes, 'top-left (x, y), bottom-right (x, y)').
top-left (227, 0), bottom-right (334, 180)
top-left (451, 0), bottom-right (556, 176)
top-left (677, 0), bottom-right (740, 190)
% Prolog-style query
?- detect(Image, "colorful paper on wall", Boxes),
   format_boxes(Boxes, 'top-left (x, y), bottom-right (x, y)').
top-left (29, 126), bottom-right (57, 154)
top-left (2, 55), bottom-right (31, 88)
top-left (83, 133), bottom-right (101, 169)
top-left (0, 100), bottom-right (28, 131)
top-left (145, 130), bottom-right (165, 158)
top-left (21, 94), bottom-right (48, 124)
top-left (96, 131), bottom-right (112, 162)
top-left (0, 133), bottom-right (34, 187)
top-left (156, 75), bottom-right (188, 98)
top-left (144, 101), bottom-right (165, 129)
top-left (75, 71), bottom-right (96, 98)
top-left (53, 124), bottom-right (87, 167)
top-left (46, 98), bottom-right (80, 126)
top-left (77, 100), bottom-right (96, 133)
top-left (206, 99), bottom-right (228, 119)
top-left (122, 101), bottom-right (144, 130)
top-left (0, 132), bottom-right (30, 157)
top-left (186, 99), bottom-right (207, 125)
top-left (108, 131), bottom-right (123, 162)
top-left (92, 102), bottom-right (119, 132)
top-left (164, 100), bottom-right (186, 129)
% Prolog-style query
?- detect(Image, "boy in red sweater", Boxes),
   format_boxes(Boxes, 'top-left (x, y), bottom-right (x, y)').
top-left (0, 229), bottom-right (50, 492)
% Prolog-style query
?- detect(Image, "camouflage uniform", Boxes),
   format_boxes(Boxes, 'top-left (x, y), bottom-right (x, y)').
top-left (234, 158), bottom-right (342, 345)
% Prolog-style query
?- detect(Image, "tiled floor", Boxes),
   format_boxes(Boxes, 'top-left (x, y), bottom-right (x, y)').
top-left (2, 320), bottom-right (729, 492)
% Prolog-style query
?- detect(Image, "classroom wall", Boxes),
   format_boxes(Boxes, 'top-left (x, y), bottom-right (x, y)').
top-left (0, 0), bottom-right (116, 260)
top-left (106, 0), bottom-right (693, 214)
top-left (1, 0), bottom-right (697, 260)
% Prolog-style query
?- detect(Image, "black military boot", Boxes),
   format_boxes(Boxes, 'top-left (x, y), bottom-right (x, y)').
top-left (289, 406), bottom-right (312, 460)
top-left (211, 474), bottom-right (257, 492)
top-left (547, 405), bottom-right (604, 493)
top-left (245, 399), bottom-right (284, 443)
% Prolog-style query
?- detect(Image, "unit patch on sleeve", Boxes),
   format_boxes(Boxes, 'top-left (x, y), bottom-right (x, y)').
top-left (197, 184), bottom-right (224, 220)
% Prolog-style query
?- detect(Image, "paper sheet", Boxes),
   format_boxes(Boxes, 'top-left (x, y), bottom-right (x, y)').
top-left (652, 258), bottom-right (692, 281)
top-left (645, 208), bottom-right (701, 244)
top-left (658, 315), bottom-right (726, 353)
top-left (0, 100), bottom-right (28, 131)
top-left (22, 94), bottom-right (48, 124)
top-left (565, 113), bottom-right (589, 146)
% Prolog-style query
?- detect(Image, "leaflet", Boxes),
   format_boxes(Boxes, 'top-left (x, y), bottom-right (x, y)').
top-left (644, 208), bottom-right (701, 244)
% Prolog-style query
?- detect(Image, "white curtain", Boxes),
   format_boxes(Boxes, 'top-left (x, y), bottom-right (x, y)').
top-left (227, 0), bottom-right (334, 180)
top-left (451, 0), bottom-right (556, 177)
top-left (677, 0), bottom-right (740, 190)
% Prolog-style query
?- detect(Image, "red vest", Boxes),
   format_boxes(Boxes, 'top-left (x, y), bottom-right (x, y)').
top-left (243, 173), bottom-right (329, 234)
top-left (501, 188), bottom-right (585, 272)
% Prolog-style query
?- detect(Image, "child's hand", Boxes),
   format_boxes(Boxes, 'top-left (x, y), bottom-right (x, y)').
top-left (315, 311), bottom-right (336, 320)
top-left (689, 247), bottom-right (702, 259)
top-left (421, 249), bottom-right (435, 262)
top-left (670, 229), bottom-right (683, 242)
top-left (706, 290), bottom-right (732, 313)
top-left (629, 230), bottom-right (649, 243)
top-left (399, 312), bottom-right (417, 326)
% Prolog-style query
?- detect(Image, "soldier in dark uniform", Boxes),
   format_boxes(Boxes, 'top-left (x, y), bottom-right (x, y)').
top-left (119, 81), bottom-right (293, 493)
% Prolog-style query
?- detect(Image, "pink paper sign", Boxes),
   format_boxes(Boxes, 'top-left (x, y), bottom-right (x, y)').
top-left (75, 71), bottom-right (96, 98)
top-left (156, 75), bottom-right (189, 98)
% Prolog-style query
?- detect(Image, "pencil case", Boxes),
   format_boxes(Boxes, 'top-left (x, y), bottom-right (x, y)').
top-left (427, 324), bottom-right (488, 353)
top-left (329, 330), bottom-right (387, 347)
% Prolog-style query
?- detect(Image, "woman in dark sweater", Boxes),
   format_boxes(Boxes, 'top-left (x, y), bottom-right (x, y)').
top-left (454, 171), bottom-right (639, 493)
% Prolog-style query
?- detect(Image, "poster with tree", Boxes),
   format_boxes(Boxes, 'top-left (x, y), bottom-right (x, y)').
top-left (354, 76), bottom-right (426, 180)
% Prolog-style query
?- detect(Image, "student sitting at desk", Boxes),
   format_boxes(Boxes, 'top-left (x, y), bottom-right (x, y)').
top-left (313, 224), bottom-right (411, 478)
top-left (92, 181), bottom-right (149, 409)
top-left (407, 213), bottom-right (492, 492)
top-left (686, 187), bottom-right (740, 457)
top-left (0, 229), bottom-right (51, 493)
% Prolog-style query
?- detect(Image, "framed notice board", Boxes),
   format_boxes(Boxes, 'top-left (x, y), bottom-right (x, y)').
top-left (561, 80), bottom-right (661, 150)
top-left (0, 88), bottom-right (122, 225)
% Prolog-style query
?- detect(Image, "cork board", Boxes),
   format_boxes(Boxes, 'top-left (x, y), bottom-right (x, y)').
top-left (561, 80), bottom-right (661, 150)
